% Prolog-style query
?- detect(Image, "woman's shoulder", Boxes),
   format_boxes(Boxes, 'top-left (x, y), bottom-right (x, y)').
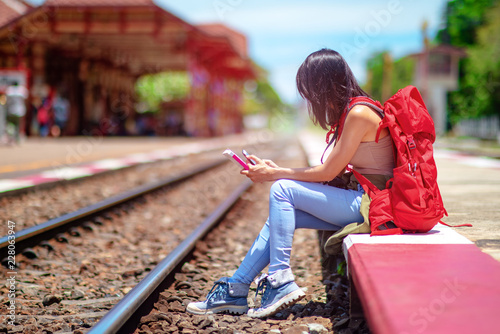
top-left (347, 104), bottom-right (381, 123)
top-left (345, 104), bottom-right (387, 141)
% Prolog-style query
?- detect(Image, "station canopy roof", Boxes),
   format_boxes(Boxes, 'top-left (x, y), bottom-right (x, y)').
top-left (0, 0), bottom-right (255, 79)
top-left (0, 0), bottom-right (32, 27)
top-left (193, 23), bottom-right (254, 79)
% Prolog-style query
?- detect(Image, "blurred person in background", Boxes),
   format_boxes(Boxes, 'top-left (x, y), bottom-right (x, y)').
top-left (51, 91), bottom-right (70, 137)
top-left (37, 85), bottom-right (54, 137)
top-left (6, 82), bottom-right (28, 144)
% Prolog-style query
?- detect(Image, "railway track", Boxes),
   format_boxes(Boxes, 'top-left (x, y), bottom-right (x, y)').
top-left (0, 143), bottom-right (259, 332)
top-left (0, 142), bottom-right (254, 235)
top-left (0, 159), bottom-right (226, 259)
top-left (0, 143), bottom-right (260, 331)
top-left (120, 144), bottom-right (357, 334)
top-left (89, 179), bottom-right (253, 334)
top-left (91, 144), bottom-right (355, 334)
top-left (1, 141), bottom-right (360, 333)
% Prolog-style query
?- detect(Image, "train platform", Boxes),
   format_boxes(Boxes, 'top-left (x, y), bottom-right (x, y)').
top-left (0, 136), bottom-right (187, 178)
top-left (300, 131), bottom-right (500, 261)
top-left (300, 131), bottom-right (500, 334)
top-left (0, 132), bottom-right (270, 195)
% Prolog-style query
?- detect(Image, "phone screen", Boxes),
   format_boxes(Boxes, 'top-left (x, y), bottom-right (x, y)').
top-left (242, 150), bottom-right (257, 165)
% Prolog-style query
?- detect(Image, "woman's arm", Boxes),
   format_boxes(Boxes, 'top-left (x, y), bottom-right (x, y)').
top-left (241, 106), bottom-right (374, 183)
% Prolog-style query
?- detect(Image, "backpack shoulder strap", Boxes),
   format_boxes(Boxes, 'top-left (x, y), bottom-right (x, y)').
top-left (321, 96), bottom-right (384, 164)
top-left (349, 97), bottom-right (386, 142)
top-left (348, 97), bottom-right (385, 119)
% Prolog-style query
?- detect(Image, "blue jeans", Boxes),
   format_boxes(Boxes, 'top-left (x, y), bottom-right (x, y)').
top-left (231, 179), bottom-right (364, 285)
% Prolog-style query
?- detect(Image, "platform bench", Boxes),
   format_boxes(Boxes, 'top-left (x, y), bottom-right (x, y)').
top-left (342, 225), bottom-right (500, 334)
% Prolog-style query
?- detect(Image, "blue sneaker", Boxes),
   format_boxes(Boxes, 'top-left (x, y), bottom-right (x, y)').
top-left (247, 269), bottom-right (305, 318)
top-left (186, 277), bottom-right (249, 315)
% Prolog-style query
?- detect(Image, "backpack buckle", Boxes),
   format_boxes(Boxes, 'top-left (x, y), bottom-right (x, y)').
top-left (407, 136), bottom-right (416, 149)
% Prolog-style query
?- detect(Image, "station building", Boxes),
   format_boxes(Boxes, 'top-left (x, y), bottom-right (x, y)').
top-left (0, 0), bottom-right (255, 137)
top-left (412, 44), bottom-right (466, 135)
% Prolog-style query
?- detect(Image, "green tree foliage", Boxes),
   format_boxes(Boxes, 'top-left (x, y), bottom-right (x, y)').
top-left (135, 72), bottom-right (190, 113)
top-left (242, 64), bottom-right (297, 131)
top-left (243, 78), bottom-right (295, 131)
top-left (135, 65), bottom-right (290, 129)
top-left (437, 0), bottom-right (495, 47)
top-left (364, 51), bottom-right (415, 102)
top-left (243, 62), bottom-right (285, 115)
top-left (365, 51), bottom-right (386, 101)
top-left (391, 57), bottom-right (415, 95)
top-left (243, 80), bottom-right (283, 115)
top-left (448, 2), bottom-right (500, 122)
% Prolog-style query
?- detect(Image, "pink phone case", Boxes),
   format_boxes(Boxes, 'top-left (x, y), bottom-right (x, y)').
top-left (223, 149), bottom-right (249, 170)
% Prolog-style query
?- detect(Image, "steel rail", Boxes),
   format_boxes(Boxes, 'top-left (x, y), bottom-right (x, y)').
top-left (89, 178), bottom-right (253, 334)
top-left (0, 159), bottom-right (226, 254)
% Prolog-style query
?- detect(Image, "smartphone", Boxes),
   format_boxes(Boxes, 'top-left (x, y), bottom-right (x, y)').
top-left (242, 149), bottom-right (257, 165)
top-left (223, 149), bottom-right (249, 170)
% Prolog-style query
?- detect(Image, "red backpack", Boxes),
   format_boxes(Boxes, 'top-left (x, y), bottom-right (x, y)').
top-left (334, 86), bottom-right (468, 235)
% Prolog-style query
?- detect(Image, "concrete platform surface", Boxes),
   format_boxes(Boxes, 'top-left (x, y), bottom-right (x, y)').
top-left (0, 137), bottom-right (191, 179)
top-left (0, 132), bottom-right (272, 194)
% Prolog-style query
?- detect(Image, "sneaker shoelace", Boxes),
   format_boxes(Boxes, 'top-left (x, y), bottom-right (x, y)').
top-left (254, 274), bottom-right (272, 307)
top-left (206, 281), bottom-right (227, 303)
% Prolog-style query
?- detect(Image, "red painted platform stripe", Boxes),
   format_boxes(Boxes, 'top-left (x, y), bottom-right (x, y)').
top-left (19, 175), bottom-right (61, 184)
top-left (348, 243), bottom-right (500, 334)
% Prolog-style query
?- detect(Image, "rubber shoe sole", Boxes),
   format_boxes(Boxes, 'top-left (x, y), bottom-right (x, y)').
top-left (186, 302), bottom-right (248, 315)
top-left (247, 288), bottom-right (305, 318)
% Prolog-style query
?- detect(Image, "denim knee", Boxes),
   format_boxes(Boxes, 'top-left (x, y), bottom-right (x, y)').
top-left (269, 179), bottom-right (296, 203)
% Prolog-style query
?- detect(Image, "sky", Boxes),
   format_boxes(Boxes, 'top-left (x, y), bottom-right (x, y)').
top-left (28, 0), bottom-right (450, 104)
top-left (158, 0), bottom-right (450, 104)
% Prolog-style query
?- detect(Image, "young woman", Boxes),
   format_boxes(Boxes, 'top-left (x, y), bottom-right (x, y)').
top-left (186, 49), bottom-right (394, 318)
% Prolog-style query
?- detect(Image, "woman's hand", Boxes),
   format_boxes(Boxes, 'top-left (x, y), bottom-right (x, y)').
top-left (240, 155), bottom-right (279, 183)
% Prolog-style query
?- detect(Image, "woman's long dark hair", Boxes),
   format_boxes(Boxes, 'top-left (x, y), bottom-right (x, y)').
top-left (296, 49), bottom-right (369, 130)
